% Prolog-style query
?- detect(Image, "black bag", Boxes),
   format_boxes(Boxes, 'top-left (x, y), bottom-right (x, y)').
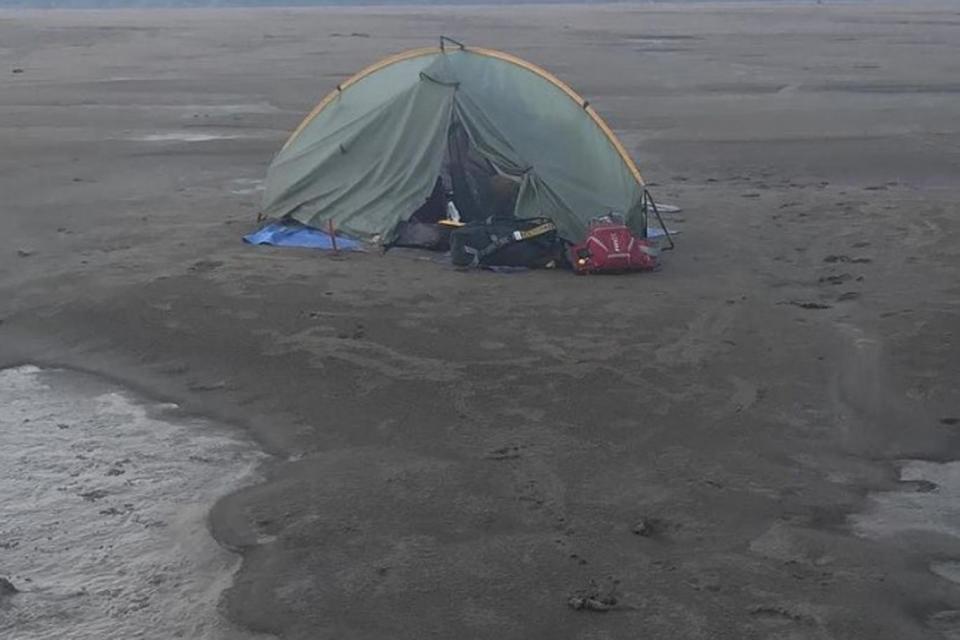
top-left (450, 217), bottom-right (563, 268)
top-left (391, 221), bottom-right (452, 251)
top-left (387, 178), bottom-right (452, 251)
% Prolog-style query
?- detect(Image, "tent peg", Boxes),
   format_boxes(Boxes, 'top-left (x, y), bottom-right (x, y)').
top-left (328, 219), bottom-right (339, 254)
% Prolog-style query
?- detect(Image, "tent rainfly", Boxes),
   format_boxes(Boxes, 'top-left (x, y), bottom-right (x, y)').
top-left (261, 40), bottom-right (648, 245)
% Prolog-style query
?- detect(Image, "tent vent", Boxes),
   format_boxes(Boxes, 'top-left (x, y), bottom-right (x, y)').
top-left (419, 71), bottom-right (460, 88)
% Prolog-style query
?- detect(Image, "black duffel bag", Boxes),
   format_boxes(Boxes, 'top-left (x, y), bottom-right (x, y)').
top-left (450, 217), bottom-right (564, 268)
top-left (391, 221), bottom-right (452, 251)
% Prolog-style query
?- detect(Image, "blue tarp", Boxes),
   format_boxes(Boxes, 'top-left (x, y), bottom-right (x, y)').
top-left (243, 221), bottom-right (364, 251)
top-left (647, 226), bottom-right (678, 239)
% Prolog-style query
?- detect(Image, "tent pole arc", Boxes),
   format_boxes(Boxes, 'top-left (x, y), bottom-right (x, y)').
top-left (279, 45), bottom-right (645, 187)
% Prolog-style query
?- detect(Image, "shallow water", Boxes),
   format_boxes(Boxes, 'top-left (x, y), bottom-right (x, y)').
top-left (229, 177), bottom-right (265, 195)
top-left (126, 132), bottom-right (248, 143)
top-left (0, 365), bottom-right (270, 640)
top-left (851, 460), bottom-right (960, 542)
top-left (850, 460), bottom-right (960, 632)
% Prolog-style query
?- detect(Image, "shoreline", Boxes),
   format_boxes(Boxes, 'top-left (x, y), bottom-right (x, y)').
top-left (2, 1), bottom-right (956, 13)
top-left (0, 365), bottom-right (274, 640)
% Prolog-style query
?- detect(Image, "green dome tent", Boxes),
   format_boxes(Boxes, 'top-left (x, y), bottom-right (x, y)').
top-left (261, 41), bottom-right (648, 244)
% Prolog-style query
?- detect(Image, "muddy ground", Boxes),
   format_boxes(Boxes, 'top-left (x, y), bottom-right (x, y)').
top-left (2, 3), bottom-right (960, 638)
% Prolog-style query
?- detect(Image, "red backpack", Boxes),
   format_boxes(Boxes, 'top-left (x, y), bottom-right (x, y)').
top-left (570, 216), bottom-right (659, 274)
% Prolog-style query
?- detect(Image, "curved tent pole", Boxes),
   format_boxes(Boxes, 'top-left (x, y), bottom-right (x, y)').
top-left (280, 46), bottom-right (644, 186)
top-left (465, 46), bottom-right (645, 186)
top-left (280, 46), bottom-right (438, 151)
top-left (278, 44), bottom-right (647, 187)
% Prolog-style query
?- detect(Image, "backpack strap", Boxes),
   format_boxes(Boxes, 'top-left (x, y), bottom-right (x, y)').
top-left (512, 221), bottom-right (556, 240)
top-left (476, 220), bottom-right (557, 261)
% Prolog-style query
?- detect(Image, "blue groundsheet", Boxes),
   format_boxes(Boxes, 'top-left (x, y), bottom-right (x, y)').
top-left (243, 221), bottom-right (363, 251)
top-left (647, 226), bottom-right (677, 239)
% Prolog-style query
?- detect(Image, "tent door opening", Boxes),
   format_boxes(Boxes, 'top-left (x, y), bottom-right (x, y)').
top-left (388, 117), bottom-right (522, 250)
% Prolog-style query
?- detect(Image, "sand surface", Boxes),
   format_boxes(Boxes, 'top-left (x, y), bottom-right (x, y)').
top-left (2, 3), bottom-right (960, 638)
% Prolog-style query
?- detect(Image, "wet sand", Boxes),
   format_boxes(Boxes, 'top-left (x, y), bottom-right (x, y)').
top-left (2, 3), bottom-right (960, 638)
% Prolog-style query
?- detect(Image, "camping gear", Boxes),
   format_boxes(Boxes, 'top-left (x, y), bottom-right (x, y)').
top-left (260, 38), bottom-right (652, 247)
top-left (450, 217), bottom-right (563, 268)
top-left (569, 214), bottom-right (658, 274)
top-left (387, 177), bottom-right (453, 250)
top-left (391, 221), bottom-right (453, 251)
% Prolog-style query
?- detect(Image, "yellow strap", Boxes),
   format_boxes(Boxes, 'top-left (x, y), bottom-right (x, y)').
top-left (514, 222), bottom-right (556, 240)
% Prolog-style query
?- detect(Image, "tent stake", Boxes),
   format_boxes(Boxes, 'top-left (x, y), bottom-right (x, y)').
top-left (328, 219), bottom-right (339, 254)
